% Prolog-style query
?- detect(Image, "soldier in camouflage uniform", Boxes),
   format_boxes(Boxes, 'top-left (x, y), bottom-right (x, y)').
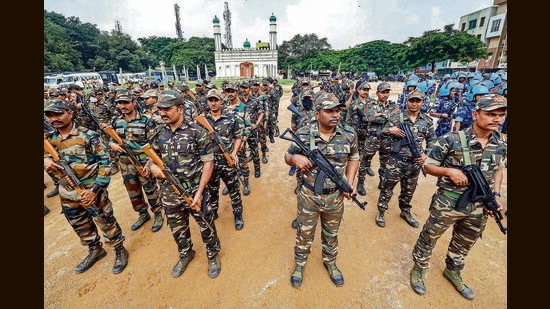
top-left (44, 100), bottom-right (129, 275)
top-left (288, 80), bottom-right (313, 177)
top-left (375, 90), bottom-right (436, 228)
top-left (202, 90), bottom-right (245, 230)
top-left (363, 82), bottom-right (400, 189)
top-left (236, 82), bottom-right (264, 178)
top-left (410, 94), bottom-right (507, 300)
top-left (223, 83), bottom-right (253, 195)
top-left (272, 78), bottom-right (284, 136)
top-left (261, 79), bottom-right (278, 144)
top-left (193, 79), bottom-right (209, 114)
top-left (110, 90), bottom-right (164, 232)
top-left (285, 92), bottom-right (359, 288)
top-left (345, 81), bottom-right (374, 196)
top-left (148, 90), bottom-right (221, 279)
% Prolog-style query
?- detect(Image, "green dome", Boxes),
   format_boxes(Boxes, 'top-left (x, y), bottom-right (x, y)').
top-left (269, 14), bottom-right (276, 22)
top-left (213, 15), bottom-right (219, 23)
top-left (243, 39), bottom-right (251, 48)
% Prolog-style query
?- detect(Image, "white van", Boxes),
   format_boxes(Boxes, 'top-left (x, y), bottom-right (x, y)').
top-left (44, 74), bottom-right (64, 90)
top-left (58, 72), bottom-right (103, 90)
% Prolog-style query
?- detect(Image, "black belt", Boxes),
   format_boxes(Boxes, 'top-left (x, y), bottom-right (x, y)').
top-left (391, 153), bottom-right (414, 162)
top-left (302, 181), bottom-right (339, 195)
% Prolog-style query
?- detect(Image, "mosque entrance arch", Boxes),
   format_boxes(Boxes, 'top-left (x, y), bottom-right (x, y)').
top-left (240, 62), bottom-right (254, 78)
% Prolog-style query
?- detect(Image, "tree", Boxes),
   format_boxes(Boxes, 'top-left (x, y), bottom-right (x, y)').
top-left (278, 34), bottom-right (332, 71)
top-left (402, 24), bottom-right (487, 72)
top-left (44, 18), bottom-right (83, 72)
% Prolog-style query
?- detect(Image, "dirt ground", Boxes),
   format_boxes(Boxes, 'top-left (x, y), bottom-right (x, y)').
top-left (44, 82), bottom-right (507, 308)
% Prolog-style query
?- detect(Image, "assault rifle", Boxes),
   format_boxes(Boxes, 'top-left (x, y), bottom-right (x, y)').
top-left (396, 123), bottom-right (426, 176)
top-left (355, 107), bottom-right (367, 128)
top-left (79, 101), bottom-right (101, 131)
top-left (194, 114), bottom-right (245, 186)
top-left (103, 125), bottom-right (147, 177)
top-left (279, 128), bottom-right (367, 210)
top-left (287, 103), bottom-right (305, 119)
top-left (44, 136), bottom-right (110, 225)
top-left (141, 143), bottom-right (214, 234)
top-left (453, 164), bottom-right (507, 235)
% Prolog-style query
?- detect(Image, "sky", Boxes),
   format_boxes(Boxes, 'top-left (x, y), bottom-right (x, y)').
top-left (44, 0), bottom-right (494, 50)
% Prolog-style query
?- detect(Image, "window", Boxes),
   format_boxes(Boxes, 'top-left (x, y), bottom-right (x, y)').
top-left (480, 17), bottom-right (486, 27)
top-left (490, 19), bottom-right (501, 32)
top-left (461, 23), bottom-right (466, 31)
top-left (468, 19), bottom-right (477, 29)
top-left (477, 34), bottom-right (482, 39)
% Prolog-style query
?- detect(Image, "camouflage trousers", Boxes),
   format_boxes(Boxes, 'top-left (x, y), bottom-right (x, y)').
top-left (208, 156), bottom-right (243, 214)
top-left (356, 135), bottom-right (368, 180)
top-left (363, 135), bottom-right (392, 177)
top-left (266, 105), bottom-right (279, 138)
top-left (238, 135), bottom-right (260, 178)
top-left (159, 181), bottom-right (221, 259)
top-left (294, 186), bottom-right (344, 266)
top-left (376, 155), bottom-right (421, 212)
top-left (119, 158), bottom-right (162, 214)
top-left (256, 125), bottom-right (269, 153)
top-left (59, 186), bottom-right (125, 248)
top-left (412, 190), bottom-right (488, 270)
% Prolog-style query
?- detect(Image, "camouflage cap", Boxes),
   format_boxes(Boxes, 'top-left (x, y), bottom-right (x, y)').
top-left (195, 79), bottom-right (204, 85)
top-left (115, 90), bottom-right (134, 102)
top-left (377, 82), bottom-right (391, 92)
top-left (407, 89), bottom-right (425, 100)
top-left (140, 89), bottom-right (158, 99)
top-left (314, 92), bottom-right (343, 111)
top-left (44, 99), bottom-right (71, 113)
top-left (224, 82), bottom-right (238, 91)
top-left (250, 80), bottom-right (260, 86)
top-left (51, 90), bottom-right (63, 97)
top-left (206, 89), bottom-right (223, 100)
top-left (358, 81), bottom-right (371, 89)
top-left (177, 83), bottom-right (188, 91)
top-left (157, 90), bottom-right (183, 107)
top-left (475, 94), bottom-right (507, 111)
top-left (302, 89), bottom-right (314, 98)
top-left (300, 79), bottom-right (311, 85)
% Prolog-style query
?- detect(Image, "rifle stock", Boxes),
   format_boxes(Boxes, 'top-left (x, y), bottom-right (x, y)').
top-left (103, 125), bottom-right (147, 177)
top-left (398, 123), bottom-right (426, 176)
top-left (141, 143), bottom-right (215, 234)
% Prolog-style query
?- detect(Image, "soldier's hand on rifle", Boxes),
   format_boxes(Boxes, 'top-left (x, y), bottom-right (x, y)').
top-left (291, 154), bottom-right (313, 171)
top-left (413, 153), bottom-right (428, 165)
top-left (149, 163), bottom-right (165, 179)
top-left (109, 143), bottom-right (125, 153)
top-left (44, 158), bottom-right (62, 171)
top-left (343, 187), bottom-right (357, 200)
top-left (190, 194), bottom-right (202, 212)
top-left (80, 189), bottom-right (97, 207)
top-left (448, 169), bottom-right (468, 186)
top-left (389, 126), bottom-right (405, 137)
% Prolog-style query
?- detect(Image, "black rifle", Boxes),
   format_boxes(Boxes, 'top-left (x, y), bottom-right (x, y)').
top-left (44, 137), bottom-right (110, 225)
top-left (396, 122), bottom-right (426, 176)
top-left (141, 143), bottom-right (215, 234)
top-left (103, 125), bottom-right (147, 177)
top-left (79, 101), bottom-right (101, 132)
top-left (44, 118), bottom-right (55, 134)
top-left (287, 103), bottom-right (305, 119)
top-left (355, 107), bottom-right (367, 128)
top-left (436, 100), bottom-right (461, 124)
top-left (453, 164), bottom-right (507, 235)
top-left (279, 128), bottom-right (367, 210)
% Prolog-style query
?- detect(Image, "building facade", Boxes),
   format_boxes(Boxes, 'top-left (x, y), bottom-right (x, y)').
top-left (213, 14), bottom-right (278, 79)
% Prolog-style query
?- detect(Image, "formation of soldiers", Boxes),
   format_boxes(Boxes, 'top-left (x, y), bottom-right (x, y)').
top-left (44, 70), bottom-right (507, 298)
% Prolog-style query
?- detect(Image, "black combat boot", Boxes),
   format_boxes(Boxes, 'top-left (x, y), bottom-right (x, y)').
top-left (172, 250), bottom-right (195, 278)
top-left (366, 166), bottom-right (375, 177)
top-left (356, 178), bottom-right (367, 196)
top-left (75, 242), bottom-right (107, 274)
top-left (131, 211), bottom-right (151, 231)
top-left (46, 184), bottom-right (59, 198)
top-left (112, 243), bottom-right (129, 274)
top-left (243, 178), bottom-right (251, 196)
top-left (262, 152), bottom-right (268, 164)
top-left (254, 165), bottom-right (261, 178)
top-left (221, 186), bottom-right (229, 196)
top-left (234, 213), bottom-right (244, 230)
top-left (291, 218), bottom-right (299, 229)
top-left (400, 210), bottom-right (419, 228)
top-left (269, 135), bottom-right (275, 143)
top-left (290, 264), bottom-right (304, 288)
top-left (151, 211), bottom-right (164, 232)
top-left (44, 205), bottom-right (50, 216)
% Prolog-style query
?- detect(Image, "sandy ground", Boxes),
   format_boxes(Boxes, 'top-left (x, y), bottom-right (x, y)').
top-left (44, 82), bottom-right (507, 308)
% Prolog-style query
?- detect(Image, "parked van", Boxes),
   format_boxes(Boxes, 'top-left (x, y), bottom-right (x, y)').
top-left (44, 74), bottom-right (64, 90)
top-left (98, 71), bottom-right (120, 86)
top-left (58, 72), bottom-right (103, 89)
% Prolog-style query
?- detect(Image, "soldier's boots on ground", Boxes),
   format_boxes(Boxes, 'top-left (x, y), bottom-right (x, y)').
top-left (378, 176), bottom-right (382, 190)
top-left (44, 205), bottom-right (50, 216)
top-left (112, 244), bottom-right (129, 274)
top-left (234, 213), bottom-right (244, 230)
top-left (47, 185), bottom-right (59, 198)
top-left (294, 183), bottom-right (301, 195)
top-left (254, 165), bottom-right (261, 178)
top-left (400, 210), bottom-right (419, 228)
top-left (269, 135), bottom-right (275, 143)
top-left (324, 262), bottom-right (344, 287)
top-left (151, 211), bottom-right (164, 232)
top-left (356, 178), bottom-right (367, 196)
top-left (75, 242), bottom-right (107, 274)
top-left (262, 152), bottom-right (268, 164)
top-left (366, 167), bottom-right (375, 177)
top-left (291, 218), bottom-right (298, 229)
top-left (375, 210), bottom-right (385, 227)
top-left (290, 264), bottom-right (304, 288)
top-left (207, 254), bottom-right (221, 278)
top-left (243, 179), bottom-right (251, 196)
top-left (172, 250), bottom-right (195, 278)
top-left (212, 210), bottom-right (219, 220)
top-left (443, 268), bottom-right (475, 300)
top-left (288, 166), bottom-right (296, 176)
top-left (410, 265), bottom-right (427, 295)
top-left (131, 211), bottom-right (151, 231)
top-left (221, 187), bottom-right (229, 196)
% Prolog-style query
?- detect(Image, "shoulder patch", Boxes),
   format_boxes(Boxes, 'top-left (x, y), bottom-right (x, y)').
top-left (90, 135), bottom-right (101, 146)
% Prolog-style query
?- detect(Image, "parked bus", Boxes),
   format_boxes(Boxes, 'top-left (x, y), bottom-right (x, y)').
top-left (98, 71), bottom-right (120, 86)
top-left (58, 72), bottom-right (103, 89)
top-left (145, 69), bottom-right (177, 83)
top-left (44, 74), bottom-right (64, 90)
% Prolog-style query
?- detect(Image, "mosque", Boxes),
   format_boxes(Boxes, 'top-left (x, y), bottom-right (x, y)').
top-left (212, 13), bottom-right (279, 79)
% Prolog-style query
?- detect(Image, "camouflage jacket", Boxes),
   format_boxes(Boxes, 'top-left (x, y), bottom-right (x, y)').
top-left (364, 99), bottom-right (398, 138)
top-left (111, 112), bottom-right (158, 157)
top-left (426, 126), bottom-right (507, 193)
top-left (204, 111), bottom-right (244, 155)
top-left (383, 111), bottom-right (436, 158)
top-left (223, 101), bottom-right (251, 139)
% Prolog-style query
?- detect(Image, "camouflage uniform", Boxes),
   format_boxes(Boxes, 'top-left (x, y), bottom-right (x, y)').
top-left (412, 126), bottom-right (507, 270)
top-left (194, 85), bottom-right (208, 114)
top-left (44, 123), bottom-right (125, 249)
top-left (204, 111), bottom-right (245, 215)
top-left (88, 92), bottom-right (119, 169)
top-left (345, 90), bottom-right (373, 183)
top-left (110, 107), bottom-right (163, 219)
top-left (377, 106), bottom-right (436, 214)
top-left (240, 94), bottom-right (263, 174)
top-left (225, 99), bottom-right (252, 184)
top-left (150, 119), bottom-right (221, 260)
top-left (288, 121), bottom-right (359, 266)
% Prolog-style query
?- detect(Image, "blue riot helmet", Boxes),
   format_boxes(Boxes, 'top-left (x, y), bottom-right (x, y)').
top-left (501, 74), bottom-right (507, 81)
top-left (479, 80), bottom-right (495, 91)
top-left (438, 81), bottom-right (453, 96)
top-left (458, 73), bottom-right (467, 83)
top-left (498, 83), bottom-right (507, 96)
top-left (408, 74), bottom-right (419, 81)
top-left (474, 73), bottom-right (483, 80)
top-left (417, 81), bottom-right (430, 93)
top-left (450, 72), bottom-right (458, 79)
top-left (467, 85), bottom-right (490, 101)
top-left (427, 72), bottom-right (435, 79)
top-left (469, 78), bottom-right (482, 88)
top-left (443, 74), bottom-right (451, 81)
top-left (450, 82), bottom-right (463, 92)
top-left (466, 72), bottom-right (476, 79)
top-left (490, 74), bottom-right (502, 85)
top-left (405, 79), bottom-right (418, 90)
